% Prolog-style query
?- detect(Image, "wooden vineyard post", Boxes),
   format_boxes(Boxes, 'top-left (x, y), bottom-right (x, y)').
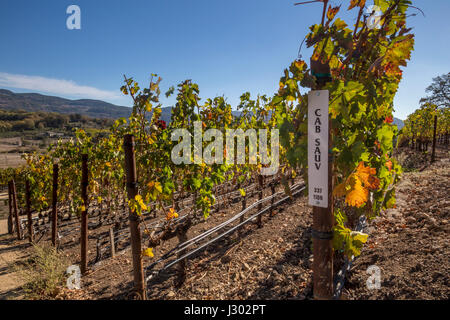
top-left (256, 175), bottom-right (264, 228)
top-left (7, 181), bottom-right (13, 234)
top-left (176, 222), bottom-right (189, 287)
top-left (51, 163), bottom-right (59, 247)
top-left (11, 180), bottom-right (22, 240)
top-left (311, 149), bottom-right (334, 300)
top-left (123, 134), bottom-right (146, 300)
top-left (81, 154), bottom-right (89, 274)
top-left (431, 115), bottom-right (437, 163)
top-left (176, 195), bottom-right (191, 286)
top-left (109, 227), bottom-right (116, 258)
top-left (309, 57), bottom-right (334, 300)
top-left (25, 179), bottom-right (33, 243)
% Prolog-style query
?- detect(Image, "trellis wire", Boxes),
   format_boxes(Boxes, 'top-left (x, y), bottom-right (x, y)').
top-left (93, 176), bottom-right (280, 261)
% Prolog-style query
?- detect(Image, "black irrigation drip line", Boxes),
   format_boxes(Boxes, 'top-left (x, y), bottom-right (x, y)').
top-left (92, 176), bottom-right (291, 262)
top-left (170, 182), bottom-right (297, 253)
top-left (141, 179), bottom-right (275, 240)
top-left (128, 177), bottom-right (275, 236)
top-left (333, 215), bottom-right (368, 300)
top-left (145, 183), bottom-right (306, 282)
top-left (58, 227), bottom-right (81, 239)
top-left (94, 177), bottom-right (276, 252)
top-left (116, 233), bottom-right (130, 241)
top-left (114, 227), bottom-right (130, 237)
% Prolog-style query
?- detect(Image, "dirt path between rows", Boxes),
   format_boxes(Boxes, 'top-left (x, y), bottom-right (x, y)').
top-left (0, 219), bottom-right (27, 300)
top-left (344, 148), bottom-right (449, 299)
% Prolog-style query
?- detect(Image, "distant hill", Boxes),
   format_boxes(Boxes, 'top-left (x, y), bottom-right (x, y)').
top-left (0, 89), bottom-right (405, 129)
top-left (393, 117), bottom-right (404, 130)
top-left (0, 89), bottom-right (134, 119)
top-left (0, 89), bottom-right (172, 123)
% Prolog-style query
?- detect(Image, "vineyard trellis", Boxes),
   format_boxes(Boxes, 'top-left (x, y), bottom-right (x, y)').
top-left (398, 104), bottom-right (449, 163)
top-left (0, 0), bottom-right (420, 300)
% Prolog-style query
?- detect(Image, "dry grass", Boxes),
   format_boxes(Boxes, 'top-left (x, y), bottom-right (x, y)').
top-left (14, 244), bottom-right (70, 300)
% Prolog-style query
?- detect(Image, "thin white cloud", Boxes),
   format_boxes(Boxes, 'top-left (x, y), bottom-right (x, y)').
top-left (0, 72), bottom-right (121, 101)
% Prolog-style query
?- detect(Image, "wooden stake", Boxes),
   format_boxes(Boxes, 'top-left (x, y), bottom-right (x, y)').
top-left (51, 164), bottom-right (59, 247)
top-left (311, 66), bottom-right (334, 300)
top-left (123, 134), bottom-right (146, 300)
top-left (176, 223), bottom-right (188, 287)
top-left (25, 179), bottom-right (33, 243)
top-left (81, 154), bottom-right (89, 274)
top-left (7, 181), bottom-right (13, 234)
top-left (431, 115), bottom-right (437, 163)
top-left (109, 227), bottom-right (116, 258)
top-left (11, 180), bottom-right (22, 240)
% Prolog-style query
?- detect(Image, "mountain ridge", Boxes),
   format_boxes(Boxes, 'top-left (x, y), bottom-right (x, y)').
top-left (0, 89), bottom-right (405, 129)
top-left (0, 89), bottom-right (133, 119)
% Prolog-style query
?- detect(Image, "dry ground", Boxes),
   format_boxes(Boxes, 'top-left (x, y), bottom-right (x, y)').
top-left (344, 147), bottom-right (449, 299)
top-left (0, 220), bottom-right (28, 299)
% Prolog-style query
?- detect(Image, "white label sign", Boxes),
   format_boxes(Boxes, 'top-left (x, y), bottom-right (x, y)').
top-left (308, 90), bottom-right (329, 208)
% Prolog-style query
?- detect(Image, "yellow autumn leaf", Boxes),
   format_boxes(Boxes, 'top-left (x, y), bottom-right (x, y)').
top-left (355, 162), bottom-right (374, 183)
top-left (326, 5), bottom-right (340, 21)
top-left (142, 248), bottom-right (154, 258)
top-left (334, 173), bottom-right (369, 208)
top-left (348, 0), bottom-right (366, 10)
top-left (294, 60), bottom-right (306, 70)
top-left (345, 176), bottom-right (368, 208)
top-left (355, 162), bottom-right (380, 190)
top-left (145, 102), bottom-right (152, 112)
top-left (166, 208), bottom-right (178, 221)
top-left (147, 181), bottom-right (162, 194)
top-left (154, 182), bottom-right (162, 193)
top-left (134, 195), bottom-right (148, 211)
top-left (350, 231), bottom-right (369, 243)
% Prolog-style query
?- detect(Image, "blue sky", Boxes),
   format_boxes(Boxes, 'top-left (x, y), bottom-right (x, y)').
top-left (0, 0), bottom-right (448, 120)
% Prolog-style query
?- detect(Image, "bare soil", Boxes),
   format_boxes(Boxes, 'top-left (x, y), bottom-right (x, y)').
top-left (343, 146), bottom-right (450, 300)
top-left (0, 221), bottom-right (28, 299)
